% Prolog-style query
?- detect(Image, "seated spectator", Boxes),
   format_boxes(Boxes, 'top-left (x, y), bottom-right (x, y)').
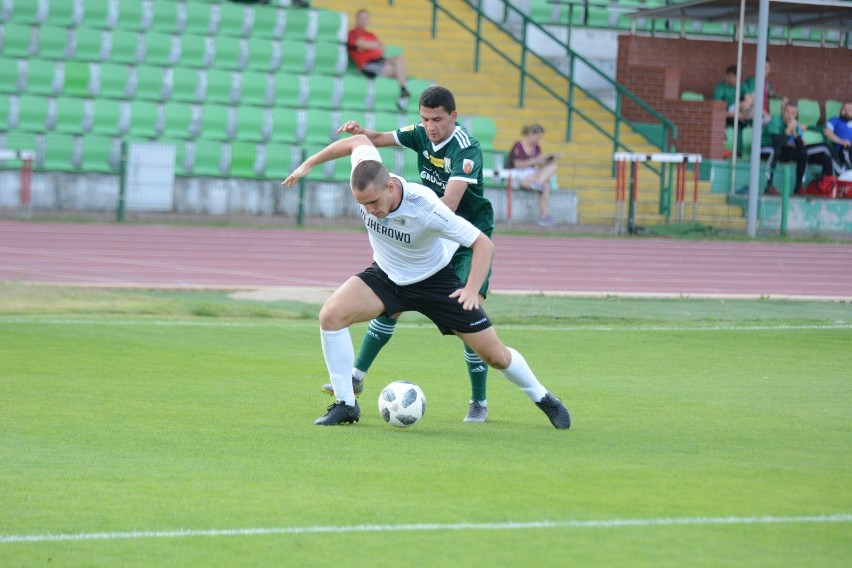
top-left (727, 92), bottom-right (758, 158)
top-left (347, 9), bottom-right (410, 111)
top-left (507, 124), bottom-right (558, 226)
top-left (761, 101), bottom-right (834, 195)
top-left (713, 65), bottom-right (745, 125)
top-left (823, 101), bottom-right (852, 170)
top-left (744, 58), bottom-right (786, 118)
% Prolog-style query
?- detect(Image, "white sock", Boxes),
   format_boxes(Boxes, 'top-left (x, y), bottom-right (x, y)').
top-left (500, 347), bottom-right (548, 402)
top-left (320, 328), bottom-right (356, 406)
top-left (352, 368), bottom-right (366, 381)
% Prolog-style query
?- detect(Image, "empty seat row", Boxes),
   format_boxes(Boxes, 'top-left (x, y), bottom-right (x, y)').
top-left (0, 23), bottom-right (349, 74)
top-left (0, 59), bottom-right (429, 113)
top-left (0, 94), bottom-right (416, 144)
top-left (0, 1), bottom-right (346, 42)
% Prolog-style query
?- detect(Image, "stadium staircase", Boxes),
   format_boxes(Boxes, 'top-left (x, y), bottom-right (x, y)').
top-left (311, 0), bottom-right (746, 229)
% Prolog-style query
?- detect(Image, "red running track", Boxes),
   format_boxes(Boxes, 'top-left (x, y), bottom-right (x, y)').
top-left (1, 221), bottom-right (851, 299)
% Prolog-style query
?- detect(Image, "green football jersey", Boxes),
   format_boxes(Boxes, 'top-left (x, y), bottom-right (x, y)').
top-left (395, 122), bottom-right (494, 235)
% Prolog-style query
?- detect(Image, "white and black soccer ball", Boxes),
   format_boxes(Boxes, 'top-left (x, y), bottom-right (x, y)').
top-left (378, 381), bottom-right (426, 428)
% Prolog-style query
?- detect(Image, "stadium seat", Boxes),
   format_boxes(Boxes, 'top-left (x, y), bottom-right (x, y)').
top-left (126, 100), bottom-right (161, 139)
top-left (462, 115), bottom-right (497, 151)
top-left (183, 2), bottom-right (218, 36)
top-left (178, 33), bottom-right (215, 68)
top-left (310, 41), bottom-right (348, 75)
top-left (211, 36), bottom-right (245, 71)
top-left (769, 97), bottom-right (783, 117)
top-left (302, 108), bottom-right (337, 145)
top-left (204, 69), bottom-right (241, 105)
top-left (0, 58), bottom-right (24, 94)
top-left (95, 63), bottom-right (132, 99)
top-left (80, 0), bottom-right (118, 29)
top-left (1, 22), bottom-right (36, 58)
top-left (41, 132), bottom-right (80, 171)
top-left (143, 31), bottom-right (180, 66)
top-left (307, 75), bottom-right (341, 110)
top-left (80, 134), bottom-right (120, 173)
top-left (246, 37), bottom-right (284, 72)
top-left (373, 78), bottom-right (405, 113)
top-left (314, 10), bottom-right (347, 43)
top-left (115, 1), bottom-right (146, 31)
top-left (240, 70), bottom-right (273, 107)
top-left (251, 8), bottom-right (286, 39)
top-left (90, 98), bottom-right (125, 135)
top-left (272, 71), bottom-right (308, 108)
top-left (233, 105), bottom-right (270, 142)
top-left (340, 75), bottom-right (372, 111)
top-left (680, 91), bottom-right (705, 101)
top-left (131, 65), bottom-right (170, 102)
top-left (218, 2), bottom-right (254, 38)
top-left (35, 25), bottom-right (72, 60)
top-left (149, 0), bottom-right (182, 34)
top-left (53, 97), bottom-right (90, 134)
top-left (199, 104), bottom-right (237, 140)
top-left (371, 111), bottom-right (404, 134)
top-left (161, 101), bottom-right (200, 139)
top-left (797, 98), bottom-right (821, 129)
top-left (188, 139), bottom-right (227, 176)
top-left (264, 142), bottom-right (300, 180)
top-left (24, 59), bottom-right (61, 96)
top-left (169, 68), bottom-right (207, 104)
top-left (105, 29), bottom-right (144, 64)
top-left (6, 0), bottom-right (48, 25)
top-left (61, 61), bottom-right (93, 98)
top-left (14, 94), bottom-right (52, 132)
top-left (0, 131), bottom-right (39, 157)
top-left (69, 28), bottom-right (108, 62)
top-left (825, 100), bottom-right (842, 121)
top-left (228, 141), bottom-right (263, 178)
top-left (268, 107), bottom-right (301, 143)
top-left (282, 8), bottom-right (314, 42)
top-left (277, 39), bottom-right (310, 73)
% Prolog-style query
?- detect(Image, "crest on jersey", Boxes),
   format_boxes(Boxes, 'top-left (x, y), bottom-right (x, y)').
top-left (391, 217), bottom-right (408, 227)
top-left (463, 159), bottom-right (474, 174)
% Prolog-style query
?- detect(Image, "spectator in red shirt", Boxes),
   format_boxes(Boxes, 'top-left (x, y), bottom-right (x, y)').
top-left (347, 9), bottom-right (410, 111)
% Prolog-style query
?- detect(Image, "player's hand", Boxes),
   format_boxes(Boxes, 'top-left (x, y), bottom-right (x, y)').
top-left (337, 121), bottom-right (365, 135)
top-left (281, 162), bottom-right (312, 187)
top-left (449, 287), bottom-right (481, 311)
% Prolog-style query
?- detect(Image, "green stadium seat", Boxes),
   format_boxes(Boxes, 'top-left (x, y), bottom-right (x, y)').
top-left (90, 99), bottom-right (125, 135)
top-left (80, 134), bottom-right (120, 173)
top-left (1, 23), bottom-right (36, 58)
top-left (149, 0), bottom-right (182, 34)
top-left (371, 111), bottom-right (403, 134)
top-left (0, 58), bottom-right (24, 94)
top-left (35, 25), bottom-right (71, 60)
top-left (239, 70), bottom-right (273, 106)
top-left (199, 103), bottom-right (237, 140)
top-left (169, 68), bottom-right (206, 104)
top-left (183, 2), bottom-right (218, 36)
top-left (461, 115), bottom-right (497, 152)
top-left (61, 61), bottom-right (93, 98)
top-left (95, 63), bottom-right (132, 99)
top-left (246, 37), bottom-right (285, 72)
top-left (251, 8), bottom-right (286, 39)
top-left (769, 97), bottom-right (783, 117)
top-left (797, 98), bottom-right (821, 129)
top-left (228, 141), bottom-right (262, 178)
top-left (107, 29), bottom-right (144, 64)
top-left (24, 59), bottom-right (61, 96)
top-left (80, 0), bottom-right (118, 29)
top-left (161, 101), bottom-right (200, 139)
top-left (680, 91), bottom-right (705, 101)
top-left (69, 28), bottom-right (107, 62)
top-left (131, 65), bottom-right (169, 102)
top-left (802, 129), bottom-right (823, 145)
top-left (340, 75), bottom-right (371, 111)
top-left (825, 100), bottom-right (842, 121)
top-left (53, 97), bottom-right (90, 134)
top-left (234, 106), bottom-right (270, 142)
top-left (277, 39), bottom-right (311, 73)
top-left (172, 139), bottom-right (191, 176)
top-left (307, 74), bottom-right (340, 110)
top-left (315, 10), bottom-right (347, 43)
top-left (204, 69), bottom-right (240, 105)
top-left (0, 131), bottom-right (39, 156)
top-left (115, 1), bottom-right (146, 31)
top-left (272, 71), bottom-right (307, 108)
top-left (126, 100), bottom-right (160, 139)
top-left (189, 139), bottom-right (226, 176)
top-left (302, 108), bottom-right (336, 145)
top-left (15, 94), bottom-right (52, 132)
top-left (373, 78), bottom-right (405, 113)
top-left (211, 36), bottom-right (245, 71)
top-left (218, 2), bottom-right (254, 38)
top-left (178, 33), bottom-right (215, 68)
top-left (282, 8), bottom-right (313, 42)
top-left (140, 31), bottom-right (179, 67)
top-left (42, 132), bottom-right (79, 171)
top-left (7, 0), bottom-right (48, 25)
top-left (264, 142), bottom-right (300, 180)
top-left (310, 41), bottom-right (348, 75)
top-left (269, 107), bottom-right (301, 143)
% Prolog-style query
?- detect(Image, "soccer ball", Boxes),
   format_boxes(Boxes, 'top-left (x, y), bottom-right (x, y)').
top-left (378, 381), bottom-right (426, 428)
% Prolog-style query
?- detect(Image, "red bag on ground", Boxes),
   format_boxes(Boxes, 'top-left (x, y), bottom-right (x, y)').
top-left (801, 175), bottom-right (838, 198)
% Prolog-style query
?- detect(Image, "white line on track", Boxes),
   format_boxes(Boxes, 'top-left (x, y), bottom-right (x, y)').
top-left (1, 318), bottom-right (851, 332)
top-left (2, 514), bottom-right (850, 544)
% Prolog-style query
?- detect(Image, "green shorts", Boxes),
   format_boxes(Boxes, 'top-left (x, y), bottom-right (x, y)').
top-left (451, 245), bottom-right (491, 299)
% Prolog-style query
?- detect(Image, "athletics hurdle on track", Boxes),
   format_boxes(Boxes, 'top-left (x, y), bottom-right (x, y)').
top-left (0, 149), bottom-right (34, 218)
top-left (614, 152), bottom-right (702, 234)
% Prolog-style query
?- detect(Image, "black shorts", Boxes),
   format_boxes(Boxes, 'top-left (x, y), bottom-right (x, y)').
top-left (357, 263), bottom-right (493, 336)
top-left (361, 57), bottom-right (386, 78)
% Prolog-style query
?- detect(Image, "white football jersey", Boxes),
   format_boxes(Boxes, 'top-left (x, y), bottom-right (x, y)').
top-left (351, 145), bottom-right (481, 285)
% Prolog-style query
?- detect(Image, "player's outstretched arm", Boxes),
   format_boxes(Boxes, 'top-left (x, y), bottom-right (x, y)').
top-left (337, 120), bottom-right (397, 147)
top-left (282, 135), bottom-right (373, 187)
top-left (449, 233), bottom-right (494, 311)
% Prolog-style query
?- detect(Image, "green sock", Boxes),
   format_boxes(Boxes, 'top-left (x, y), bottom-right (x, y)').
top-left (354, 315), bottom-right (397, 373)
top-left (464, 344), bottom-right (488, 401)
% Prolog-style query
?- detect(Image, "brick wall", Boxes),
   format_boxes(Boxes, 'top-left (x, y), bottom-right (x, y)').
top-left (616, 36), bottom-right (851, 158)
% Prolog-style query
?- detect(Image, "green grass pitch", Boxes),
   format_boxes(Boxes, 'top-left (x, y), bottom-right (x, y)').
top-left (0, 286), bottom-right (850, 566)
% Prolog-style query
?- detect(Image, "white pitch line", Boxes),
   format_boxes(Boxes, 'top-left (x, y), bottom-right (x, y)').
top-left (2, 514), bottom-right (850, 544)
